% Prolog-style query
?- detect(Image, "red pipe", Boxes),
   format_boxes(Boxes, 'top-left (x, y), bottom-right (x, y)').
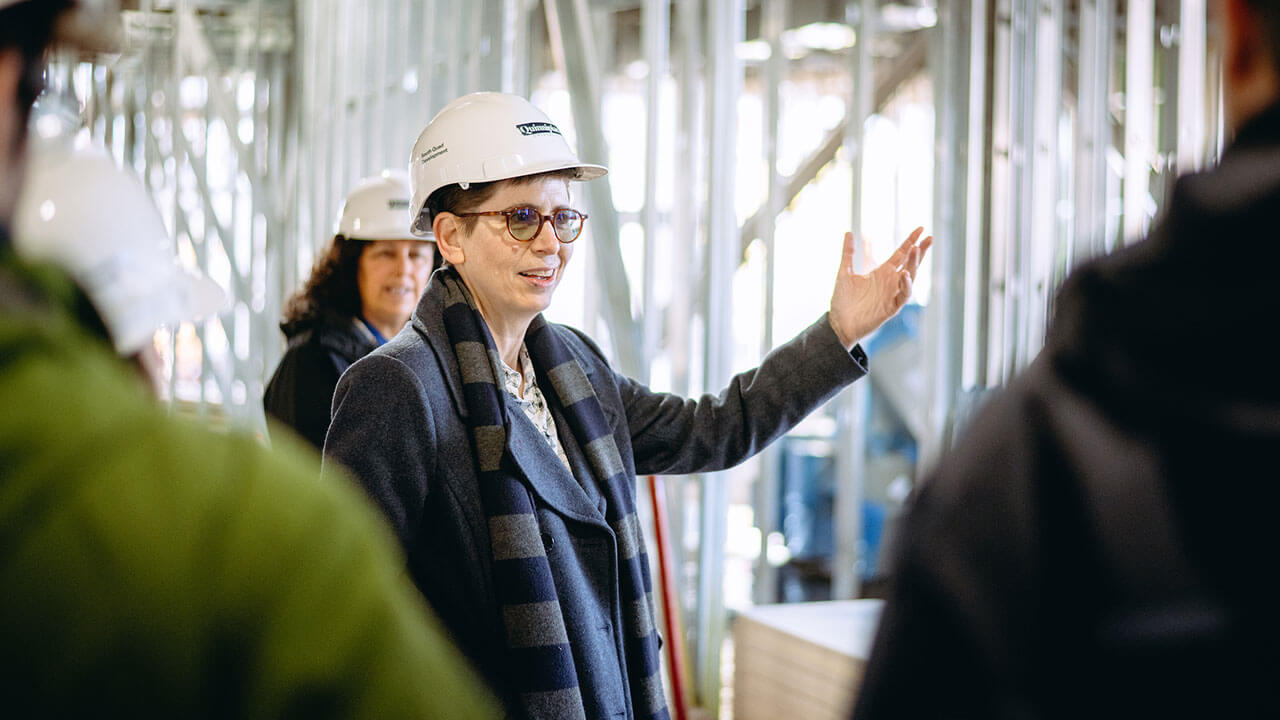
top-left (647, 474), bottom-right (690, 720)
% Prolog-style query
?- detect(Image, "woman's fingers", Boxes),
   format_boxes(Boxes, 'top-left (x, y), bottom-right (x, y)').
top-left (840, 231), bottom-right (856, 276)
top-left (883, 227), bottom-right (925, 270)
top-left (914, 236), bottom-right (933, 274)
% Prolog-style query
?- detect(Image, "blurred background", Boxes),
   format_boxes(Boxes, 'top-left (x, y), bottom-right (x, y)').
top-left (37, 0), bottom-right (1221, 716)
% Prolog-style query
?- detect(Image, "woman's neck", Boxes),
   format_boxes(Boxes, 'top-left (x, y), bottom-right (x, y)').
top-left (480, 309), bottom-right (530, 371)
top-left (454, 275), bottom-right (532, 370)
top-left (361, 311), bottom-right (405, 342)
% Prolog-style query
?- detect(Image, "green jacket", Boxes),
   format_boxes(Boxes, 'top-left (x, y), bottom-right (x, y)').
top-left (0, 252), bottom-right (499, 718)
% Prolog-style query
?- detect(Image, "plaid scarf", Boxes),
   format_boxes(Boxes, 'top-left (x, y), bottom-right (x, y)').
top-left (438, 269), bottom-right (670, 720)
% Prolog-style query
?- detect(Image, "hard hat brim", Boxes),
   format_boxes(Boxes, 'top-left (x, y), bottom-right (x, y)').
top-left (184, 272), bottom-right (228, 323)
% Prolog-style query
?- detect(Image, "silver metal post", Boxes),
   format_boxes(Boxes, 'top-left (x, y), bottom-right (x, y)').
top-left (1177, 0), bottom-right (1207, 173)
top-left (640, 0), bottom-right (669, 383)
top-left (694, 0), bottom-right (743, 710)
top-left (1124, 0), bottom-right (1155, 244)
top-left (831, 0), bottom-right (876, 603)
top-left (751, 0), bottom-right (787, 607)
top-left (546, 0), bottom-right (644, 378)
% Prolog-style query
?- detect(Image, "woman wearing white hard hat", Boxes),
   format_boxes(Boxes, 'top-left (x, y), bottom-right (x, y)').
top-left (264, 169), bottom-right (441, 450)
top-left (13, 141), bottom-right (226, 396)
top-left (325, 91), bottom-right (932, 720)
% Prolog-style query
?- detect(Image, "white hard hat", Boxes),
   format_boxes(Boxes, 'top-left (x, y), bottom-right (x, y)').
top-left (337, 169), bottom-right (432, 241)
top-left (13, 142), bottom-right (226, 355)
top-left (0, 0), bottom-right (123, 54)
top-left (408, 91), bottom-right (608, 237)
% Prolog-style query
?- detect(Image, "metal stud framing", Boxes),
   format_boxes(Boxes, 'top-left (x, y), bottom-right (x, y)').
top-left (43, 2), bottom-right (1228, 714)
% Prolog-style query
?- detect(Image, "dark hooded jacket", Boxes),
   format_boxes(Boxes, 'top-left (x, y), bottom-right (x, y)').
top-left (264, 310), bottom-right (379, 450)
top-left (852, 101), bottom-right (1280, 719)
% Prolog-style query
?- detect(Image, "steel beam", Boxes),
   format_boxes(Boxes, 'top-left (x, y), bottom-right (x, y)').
top-left (640, 0), bottom-right (669, 381)
top-left (751, 0), bottom-right (787, 608)
top-left (1177, 0), bottom-right (1207, 173)
top-left (693, 0), bottom-right (744, 710)
top-left (922, 0), bottom-right (982, 470)
top-left (1022, 0), bottom-right (1062, 363)
top-left (547, 0), bottom-right (645, 379)
top-left (1075, 0), bottom-right (1114, 263)
top-left (1124, 0), bottom-right (1155, 244)
top-left (831, 0), bottom-right (876, 604)
top-left (666, 2), bottom-right (703, 689)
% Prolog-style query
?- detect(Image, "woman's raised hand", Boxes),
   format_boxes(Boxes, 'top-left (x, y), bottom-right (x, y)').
top-left (828, 227), bottom-right (933, 350)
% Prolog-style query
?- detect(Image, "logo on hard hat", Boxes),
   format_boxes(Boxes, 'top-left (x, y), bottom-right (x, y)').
top-left (517, 122), bottom-right (562, 137)
top-left (419, 143), bottom-right (447, 164)
top-left (388, 199), bottom-right (410, 211)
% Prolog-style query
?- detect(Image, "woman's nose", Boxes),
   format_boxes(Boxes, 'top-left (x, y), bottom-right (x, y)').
top-left (528, 219), bottom-right (560, 254)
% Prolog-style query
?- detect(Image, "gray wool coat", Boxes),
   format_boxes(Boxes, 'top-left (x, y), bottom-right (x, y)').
top-left (323, 277), bottom-right (868, 720)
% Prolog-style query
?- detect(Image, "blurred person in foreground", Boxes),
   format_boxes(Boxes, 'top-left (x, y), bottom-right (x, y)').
top-left (14, 138), bottom-right (226, 394)
top-left (325, 90), bottom-right (931, 720)
top-left (265, 169), bottom-right (442, 450)
top-left (0, 1), bottom-right (497, 716)
top-left (852, 1), bottom-right (1280, 718)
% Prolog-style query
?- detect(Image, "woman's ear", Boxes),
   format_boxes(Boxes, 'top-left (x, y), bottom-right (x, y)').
top-left (432, 212), bottom-right (466, 265)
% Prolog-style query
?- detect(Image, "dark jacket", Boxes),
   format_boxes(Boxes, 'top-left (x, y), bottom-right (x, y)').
top-left (852, 102), bottom-right (1280, 719)
top-left (324, 277), bottom-right (868, 720)
top-left (264, 312), bottom-right (378, 450)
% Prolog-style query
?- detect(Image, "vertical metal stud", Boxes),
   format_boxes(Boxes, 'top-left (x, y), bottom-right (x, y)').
top-left (831, 0), bottom-right (876, 604)
top-left (641, 0), bottom-right (669, 382)
top-left (1124, 0), bottom-right (1156, 243)
top-left (923, 0), bottom-right (984, 470)
top-left (547, 0), bottom-right (644, 378)
top-left (1023, 0), bottom-right (1062, 361)
top-left (751, 0), bottom-right (787, 607)
top-left (1177, 0), bottom-right (1207, 173)
top-left (694, 0), bottom-right (743, 710)
top-left (1075, 0), bottom-right (1115, 264)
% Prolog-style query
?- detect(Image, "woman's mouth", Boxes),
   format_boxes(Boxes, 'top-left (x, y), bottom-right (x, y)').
top-left (519, 268), bottom-right (557, 286)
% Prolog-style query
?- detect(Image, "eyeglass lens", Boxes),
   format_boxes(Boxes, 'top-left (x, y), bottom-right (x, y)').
top-left (508, 207), bottom-right (584, 242)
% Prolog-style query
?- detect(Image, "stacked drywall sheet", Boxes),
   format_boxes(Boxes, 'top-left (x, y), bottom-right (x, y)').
top-left (732, 599), bottom-right (883, 720)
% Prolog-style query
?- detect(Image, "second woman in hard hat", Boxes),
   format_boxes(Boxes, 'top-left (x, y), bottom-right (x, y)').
top-left (264, 169), bottom-right (441, 450)
top-left (325, 91), bottom-right (931, 720)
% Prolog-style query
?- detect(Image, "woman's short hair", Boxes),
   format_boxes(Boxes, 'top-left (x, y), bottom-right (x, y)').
top-left (423, 168), bottom-right (579, 233)
top-left (280, 234), bottom-right (442, 333)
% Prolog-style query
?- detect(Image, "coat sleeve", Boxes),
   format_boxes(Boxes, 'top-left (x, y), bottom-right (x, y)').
top-left (264, 340), bottom-right (345, 451)
top-left (323, 352), bottom-right (436, 547)
top-left (613, 313), bottom-right (868, 476)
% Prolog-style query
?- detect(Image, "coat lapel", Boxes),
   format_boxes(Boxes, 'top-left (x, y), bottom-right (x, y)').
top-left (505, 405), bottom-right (608, 527)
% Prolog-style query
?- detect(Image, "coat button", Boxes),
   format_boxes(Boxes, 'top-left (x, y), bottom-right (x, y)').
top-left (541, 531), bottom-right (554, 551)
